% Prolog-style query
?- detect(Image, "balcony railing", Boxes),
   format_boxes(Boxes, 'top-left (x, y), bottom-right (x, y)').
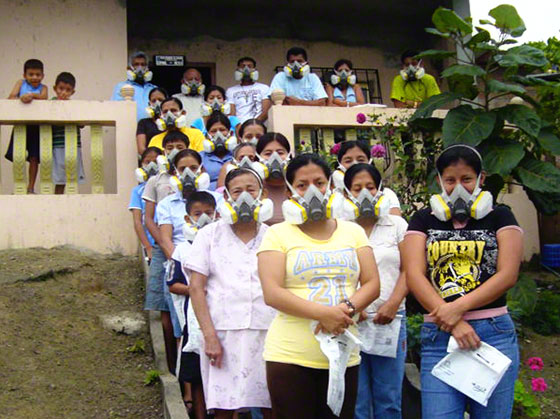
top-left (0, 99), bottom-right (138, 255)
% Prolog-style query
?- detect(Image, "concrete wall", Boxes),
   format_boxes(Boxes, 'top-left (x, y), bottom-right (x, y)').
top-left (0, 99), bottom-right (138, 255)
top-left (0, 0), bottom-right (128, 194)
top-left (130, 36), bottom-right (442, 107)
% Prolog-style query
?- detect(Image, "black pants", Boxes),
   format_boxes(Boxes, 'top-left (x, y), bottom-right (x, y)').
top-left (266, 361), bottom-right (359, 419)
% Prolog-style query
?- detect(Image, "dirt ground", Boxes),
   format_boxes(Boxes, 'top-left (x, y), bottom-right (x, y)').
top-left (0, 247), bottom-right (163, 419)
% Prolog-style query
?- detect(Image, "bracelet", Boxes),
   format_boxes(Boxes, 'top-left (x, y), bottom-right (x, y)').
top-left (343, 299), bottom-right (356, 316)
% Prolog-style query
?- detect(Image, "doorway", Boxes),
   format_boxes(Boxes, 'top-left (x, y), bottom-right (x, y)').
top-left (150, 58), bottom-right (216, 97)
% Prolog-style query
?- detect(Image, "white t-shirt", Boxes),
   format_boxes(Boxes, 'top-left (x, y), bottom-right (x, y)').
top-left (226, 82), bottom-right (269, 123)
top-left (172, 93), bottom-right (203, 127)
top-left (368, 214), bottom-right (408, 312)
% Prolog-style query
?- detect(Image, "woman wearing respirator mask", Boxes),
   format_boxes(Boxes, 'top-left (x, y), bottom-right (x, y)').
top-left (341, 164), bottom-right (409, 419)
top-left (254, 133), bottom-right (292, 225)
top-left (257, 153), bottom-right (381, 419)
top-left (331, 141), bottom-right (401, 216)
top-left (191, 85), bottom-right (240, 136)
top-left (136, 87), bottom-right (168, 155)
top-left (326, 59), bottom-right (366, 107)
top-left (187, 168), bottom-right (276, 418)
top-left (216, 142), bottom-right (267, 191)
top-left (404, 144), bottom-right (523, 418)
top-left (200, 113), bottom-right (240, 191)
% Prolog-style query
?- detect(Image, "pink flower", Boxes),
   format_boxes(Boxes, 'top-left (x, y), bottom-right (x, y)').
top-left (526, 357), bottom-right (544, 371)
top-left (531, 377), bottom-right (548, 392)
top-left (356, 113), bottom-right (366, 124)
top-left (371, 144), bottom-right (386, 158)
top-left (330, 143), bottom-right (341, 155)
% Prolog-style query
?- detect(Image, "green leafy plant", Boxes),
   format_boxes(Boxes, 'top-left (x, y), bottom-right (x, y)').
top-left (406, 313), bottom-right (424, 367)
top-left (126, 339), bottom-right (145, 354)
top-left (514, 379), bottom-right (541, 417)
top-left (410, 5), bottom-right (560, 215)
top-left (143, 369), bottom-right (160, 386)
top-left (530, 290), bottom-right (560, 335)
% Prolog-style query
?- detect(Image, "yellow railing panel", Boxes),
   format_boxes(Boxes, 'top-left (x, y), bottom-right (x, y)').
top-left (323, 128), bottom-right (335, 150)
top-left (13, 125), bottom-right (27, 195)
top-left (64, 125), bottom-right (78, 194)
top-left (39, 125), bottom-right (54, 194)
top-left (345, 128), bottom-right (357, 141)
top-left (90, 124), bottom-right (104, 194)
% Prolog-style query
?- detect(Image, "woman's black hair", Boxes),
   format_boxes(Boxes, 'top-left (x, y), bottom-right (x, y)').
top-left (334, 59), bottom-right (353, 71)
top-left (337, 140), bottom-right (370, 163)
top-left (186, 191), bottom-right (216, 213)
top-left (173, 149), bottom-right (202, 168)
top-left (139, 146), bottom-right (162, 167)
top-left (239, 118), bottom-right (267, 139)
top-left (256, 132), bottom-right (291, 155)
top-left (148, 87), bottom-right (168, 101)
top-left (205, 111), bottom-right (231, 132)
top-left (286, 153), bottom-right (331, 185)
top-left (233, 142), bottom-right (256, 159)
top-left (224, 167), bottom-right (263, 190)
top-left (203, 85), bottom-right (226, 102)
top-left (436, 144), bottom-right (482, 175)
top-left (343, 163), bottom-right (381, 190)
top-left (161, 97), bottom-right (183, 110)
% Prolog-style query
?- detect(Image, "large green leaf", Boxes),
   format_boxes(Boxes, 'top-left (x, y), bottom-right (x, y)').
top-left (425, 27), bottom-right (451, 38)
top-left (447, 75), bottom-right (479, 100)
top-left (536, 126), bottom-right (560, 154)
top-left (415, 49), bottom-right (456, 61)
top-left (481, 139), bottom-right (525, 176)
top-left (497, 45), bottom-right (548, 68)
top-left (487, 79), bottom-right (526, 95)
top-left (507, 274), bottom-right (537, 316)
top-left (442, 64), bottom-right (487, 78)
top-left (508, 75), bottom-right (559, 87)
top-left (432, 7), bottom-right (473, 35)
top-left (409, 92), bottom-right (463, 121)
top-left (498, 105), bottom-right (541, 137)
top-left (442, 105), bottom-right (497, 146)
top-left (489, 4), bottom-right (526, 37)
top-left (467, 29), bottom-right (491, 49)
top-left (514, 158), bottom-right (560, 193)
top-left (408, 117), bottom-right (443, 132)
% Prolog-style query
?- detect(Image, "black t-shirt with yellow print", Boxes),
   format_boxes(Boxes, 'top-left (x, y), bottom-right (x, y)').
top-left (407, 205), bottom-right (519, 311)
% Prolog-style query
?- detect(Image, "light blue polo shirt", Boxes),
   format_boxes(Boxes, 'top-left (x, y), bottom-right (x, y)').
top-left (156, 191), bottom-right (223, 246)
top-left (200, 151), bottom-right (233, 190)
top-left (128, 182), bottom-right (155, 247)
top-left (268, 72), bottom-right (327, 101)
top-left (111, 80), bottom-right (157, 121)
top-left (191, 116), bottom-right (240, 136)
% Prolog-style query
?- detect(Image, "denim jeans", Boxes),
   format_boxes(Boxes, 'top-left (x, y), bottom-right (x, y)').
top-left (420, 313), bottom-right (519, 419)
top-left (144, 245), bottom-right (169, 311)
top-left (355, 311), bottom-right (407, 419)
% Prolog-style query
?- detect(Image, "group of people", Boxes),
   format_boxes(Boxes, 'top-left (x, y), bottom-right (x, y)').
top-left (129, 109), bottom-right (523, 418)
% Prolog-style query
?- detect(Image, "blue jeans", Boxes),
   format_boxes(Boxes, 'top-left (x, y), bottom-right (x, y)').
top-left (355, 311), bottom-right (407, 419)
top-left (144, 245), bottom-right (169, 311)
top-left (420, 314), bottom-right (519, 419)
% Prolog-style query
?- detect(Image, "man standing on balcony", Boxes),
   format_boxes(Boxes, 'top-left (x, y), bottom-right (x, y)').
top-left (391, 50), bottom-right (440, 109)
top-left (111, 51), bottom-right (157, 121)
top-left (226, 57), bottom-right (269, 124)
top-left (173, 68), bottom-right (205, 127)
top-left (258, 47), bottom-right (327, 121)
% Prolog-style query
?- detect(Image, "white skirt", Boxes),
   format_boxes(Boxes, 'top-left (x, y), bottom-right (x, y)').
top-left (200, 329), bottom-right (271, 410)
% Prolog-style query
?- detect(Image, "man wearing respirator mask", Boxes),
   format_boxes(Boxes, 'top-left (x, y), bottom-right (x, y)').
top-left (147, 98), bottom-right (205, 152)
top-left (111, 51), bottom-right (158, 121)
top-left (226, 57), bottom-right (270, 124)
top-left (259, 47), bottom-right (328, 121)
top-left (390, 50), bottom-right (440, 109)
top-left (173, 68), bottom-right (205, 127)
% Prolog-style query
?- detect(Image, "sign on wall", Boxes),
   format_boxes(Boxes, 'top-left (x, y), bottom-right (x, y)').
top-left (154, 55), bottom-right (185, 67)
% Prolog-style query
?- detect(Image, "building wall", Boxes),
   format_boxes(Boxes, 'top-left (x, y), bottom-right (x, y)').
top-left (0, 0), bottom-right (128, 194)
top-left (130, 36), bottom-right (442, 107)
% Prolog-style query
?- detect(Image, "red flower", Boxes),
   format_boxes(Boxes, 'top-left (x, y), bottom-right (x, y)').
top-left (330, 143), bottom-right (341, 155)
top-left (371, 144), bottom-right (386, 158)
top-left (531, 377), bottom-right (548, 392)
top-left (356, 113), bottom-right (366, 124)
top-left (526, 357), bottom-right (544, 371)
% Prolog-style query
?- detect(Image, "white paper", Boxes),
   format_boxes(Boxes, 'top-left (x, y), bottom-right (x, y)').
top-left (431, 337), bottom-right (512, 406)
top-left (358, 313), bottom-right (402, 358)
top-left (183, 300), bottom-right (203, 355)
top-left (171, 293), bottom-right (186, 331)
top-left (312, 322), bottom-right (362, 417)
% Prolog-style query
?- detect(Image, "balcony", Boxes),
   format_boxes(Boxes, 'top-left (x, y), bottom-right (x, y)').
top-left (0, 99), bottom-right (138, 255)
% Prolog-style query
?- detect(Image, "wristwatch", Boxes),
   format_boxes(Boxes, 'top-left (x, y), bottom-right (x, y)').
top-left (343, 299), bottom-right (356, 316)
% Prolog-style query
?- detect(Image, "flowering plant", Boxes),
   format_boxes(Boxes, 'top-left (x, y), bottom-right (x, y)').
top-left (371, 144), bottom-right (386, 158)
top-left (330, 142), bottom-right (341, 156)
top-left (513, 357), bottom-right (548, 417)
top-left (356, 113), bottom-right (366, 124)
